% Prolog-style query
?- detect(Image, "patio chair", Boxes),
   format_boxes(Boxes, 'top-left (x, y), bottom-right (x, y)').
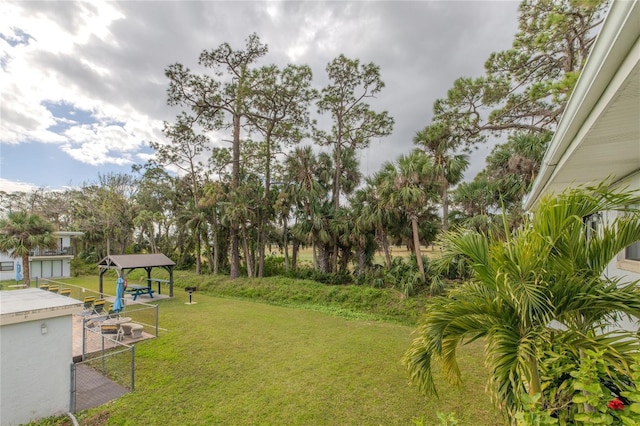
top-left (100, 324), bottom-right (124, 341)
top-left (82, 296), bottom-right (96, 313)
top-left (92, 299), bottom-right (107, 315)
top-left (59, 288), bottom-right (71, 297)
top-left (106, 304), bottom-right (118, 318)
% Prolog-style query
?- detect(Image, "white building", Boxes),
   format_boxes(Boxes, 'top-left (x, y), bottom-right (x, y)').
top-left (524, 0), bottom-right (640, 329)
top-left (0, 288), bottom-right (82, 426)
top-left (0, 231), bottom-right (84, 282)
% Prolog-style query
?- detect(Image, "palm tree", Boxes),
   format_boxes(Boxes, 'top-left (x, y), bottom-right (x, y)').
top-left (200, 180), bottom-right (228, 275)
top-left (483, 132), bottom-right (552, 224)
top-left (450, 173), bottom-right (500, 233)
top-left (285, 146), bottom-right (331, 270)
top-left (379, 150), bottom-right (438, 280)
top-left (414, 122), bottom-right (469, 232)
top-left (352, 176), bottom-right (395, 269)
top-left (403, 183), bottom-right (640, 419)
top-left (0, 211), bottom-right (57, 286)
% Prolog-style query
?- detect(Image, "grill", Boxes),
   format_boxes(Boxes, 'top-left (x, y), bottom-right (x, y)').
top-left (185, 286), bottom-right (197, 304)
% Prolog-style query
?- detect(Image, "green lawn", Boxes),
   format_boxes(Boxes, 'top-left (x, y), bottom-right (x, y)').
top-left (288, 245), bottom-right (444, 266)
top-left (26, 276), bottom-right (503, 425)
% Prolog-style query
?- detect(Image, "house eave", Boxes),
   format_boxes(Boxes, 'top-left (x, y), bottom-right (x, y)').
top-left (524, 0), bottom-right (640, 210)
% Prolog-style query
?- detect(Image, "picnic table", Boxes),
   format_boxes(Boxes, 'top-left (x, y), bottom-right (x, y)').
top-left (146, 278), bottom-right (170, 295)
top-left (126, 284), bottom-right (155, 300)
top-left (103, 316), bottom-right (132, 325)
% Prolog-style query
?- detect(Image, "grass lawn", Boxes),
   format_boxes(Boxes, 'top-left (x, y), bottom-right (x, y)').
top-left (281, 245), bottom-right (443, 266)
top-left (27, 276), bottom-right (502, 425)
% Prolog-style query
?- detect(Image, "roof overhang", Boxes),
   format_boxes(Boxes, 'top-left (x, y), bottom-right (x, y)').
top-left (53, 231), bottom-right (85, 237)
top-left (524, 0), bottom-right (640, 210)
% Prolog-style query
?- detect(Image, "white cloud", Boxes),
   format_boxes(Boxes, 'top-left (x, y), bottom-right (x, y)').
top-left (0, 0), bottom-right (143, 158)
top-left (0, 0), bottom-right (521, 192)
top-left (0, 177), bottom-right (37, 193)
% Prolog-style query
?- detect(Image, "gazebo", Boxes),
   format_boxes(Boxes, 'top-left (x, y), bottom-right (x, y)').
top-left (97, 254), bottom-right (176, 297)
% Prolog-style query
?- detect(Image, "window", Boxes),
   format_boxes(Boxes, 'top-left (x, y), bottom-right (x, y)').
top-left (617, 205), bottom-right (640, 273)
top-left (626, 242), bottom-right (640, 261)
top-left (0, 262), bottom-right (14, 271)
top-left (584, 213), bottom-right (602, 241)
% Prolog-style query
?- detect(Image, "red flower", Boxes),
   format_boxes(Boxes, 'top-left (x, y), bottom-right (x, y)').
top-left (607, 398), bottom-right (624, 410)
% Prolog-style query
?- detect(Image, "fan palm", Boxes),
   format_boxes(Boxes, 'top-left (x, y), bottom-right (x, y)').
top-left (379, 150), bottom-right (438, 280)
top-left (414, 122), bottom-right (469, 232)
top-left (403, 183), bottom-right (640, 419)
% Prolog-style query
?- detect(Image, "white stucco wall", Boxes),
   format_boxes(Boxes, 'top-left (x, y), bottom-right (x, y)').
top-left (603, 174), bottom-right (640, 332)
top-left (0, 257), bottom-right (73, 283)
top-left (29, 258), bottom-right (72, 280)
top-left (0, 289), bottom-right (81, 426)
top-left (0, 316), bottom-right (73, 426)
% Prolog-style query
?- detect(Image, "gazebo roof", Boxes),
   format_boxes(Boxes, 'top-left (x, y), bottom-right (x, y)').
top-left (98, 254), bottom-right (176, 270)
top-left (97, 254), bottom-right (176, 298)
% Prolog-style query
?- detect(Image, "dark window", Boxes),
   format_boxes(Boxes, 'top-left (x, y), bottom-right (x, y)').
top-left (0, 262), bottom-right (14, 271)
top-left (626, 241), bottom-right (640, 261)
top-left (583, 213), bottom-right (601, 241)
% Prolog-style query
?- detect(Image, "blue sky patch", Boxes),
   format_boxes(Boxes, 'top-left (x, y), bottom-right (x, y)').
top-left (0, 142), bottom-right (132, 189)
top-left (43, 101), bottom-right (97, 132)
top-left (0, 27), bottom-right (33, 47)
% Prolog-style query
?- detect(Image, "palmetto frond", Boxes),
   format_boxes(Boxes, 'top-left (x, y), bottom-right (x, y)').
top-left (404, 182), bottom-right (640, 418)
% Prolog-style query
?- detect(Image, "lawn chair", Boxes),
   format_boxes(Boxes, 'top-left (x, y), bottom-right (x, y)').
top-left (92, 299), bottom-right (107, 315)
top-left (59, 288), bottom-right (71, 297)
top-left (82, 296), bottom-right (96, 313)
top-left (106, 304), bottom-right (118, 318)
top-left (100, 324), bottom-right (124, 341)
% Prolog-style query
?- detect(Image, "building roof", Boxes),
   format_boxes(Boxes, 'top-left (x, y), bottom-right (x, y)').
top-left (53, 231), bottom-right (85, 237)
top-left (97, 254), bottom-right (176, 270)
top-left (0, 288), bottom-right (82, 326)
top-left (523, 0), bottom-right (640, 210)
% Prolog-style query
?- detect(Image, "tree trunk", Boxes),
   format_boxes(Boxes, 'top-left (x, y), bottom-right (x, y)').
top-left (283, 215), bottom-right (290, 273)
top-left (379, 228), bottom-right (392, 269)
top-left (195, 224), bottom-right (202, 275)
top-left (230, 113), bottom-right (241, 279)
top-left (149, 224), bottom-right (158, 253)
top-left (356, 249), bottom-right (366, 277)
top-left (411, 215), bottom-right (426, 281)
top-left (292, 240), bottom-right (299, 271)
top-left (442, 180), bottom-right (450, 233)
top-left (241, 222), bottom-right (253, 277)
top-left (21, 254), bottom-right (30, 286)
top-left (211, 214), bottom-right (219, 275)
top-left (527, 354), bottom-right (543, 398)
top-left (205, 223), bottom-right (213, 274)
top-left (258, 130), bottom-right (273, 279)
top-left (331, 142), bottom-right (342, 273)
top-left (312, 240), bottom-right (318, 270)
top-left (258, 223), bottom-right (265, 277)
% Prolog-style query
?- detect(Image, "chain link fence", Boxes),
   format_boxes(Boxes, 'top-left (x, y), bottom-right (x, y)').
top-left (70, 331), bottom-right (135, 412)
top-left (31, 279), bottom-right (161, 412)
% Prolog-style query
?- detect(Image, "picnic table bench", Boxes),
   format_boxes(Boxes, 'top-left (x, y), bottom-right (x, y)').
top-left (126, 284), bottom-right (155, 300)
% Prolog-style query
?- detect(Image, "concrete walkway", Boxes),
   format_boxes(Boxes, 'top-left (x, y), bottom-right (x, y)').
top-left (74, 363), bottom-right (129, 411)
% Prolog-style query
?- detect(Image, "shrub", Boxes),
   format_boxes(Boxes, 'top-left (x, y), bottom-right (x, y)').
top-left (263, 255), bottom-right (286, 277)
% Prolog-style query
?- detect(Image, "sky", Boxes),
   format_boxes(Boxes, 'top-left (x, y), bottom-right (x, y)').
top-left (0, 0), bottom-right (520, 193)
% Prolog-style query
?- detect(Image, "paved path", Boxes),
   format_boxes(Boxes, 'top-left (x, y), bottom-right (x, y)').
top-left (74, 363), bottom-right (129, 411)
